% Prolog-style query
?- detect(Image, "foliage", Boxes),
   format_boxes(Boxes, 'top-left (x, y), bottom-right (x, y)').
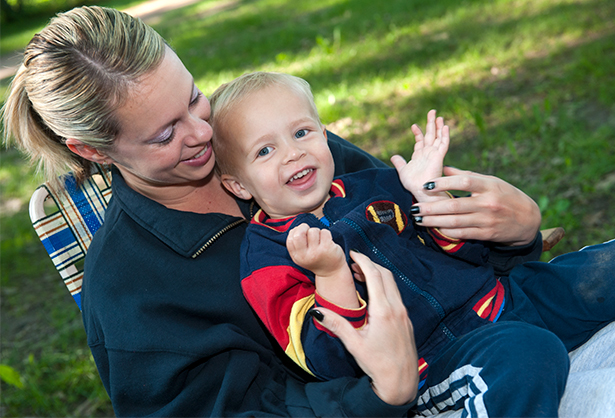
top-left (1, 0), bottom-right (614, 415)
top-left (0, 364), bottom-right (24, 388)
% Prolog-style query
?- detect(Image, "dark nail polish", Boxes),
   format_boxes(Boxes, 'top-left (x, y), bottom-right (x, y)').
top-left (350, 248), bottom-right (361, 254)
top-left (410, 206), bottom-right (420, 214)
top-left (309, 309), bottom-right (324, 321)
top-left (414, 216), bottom-right (423, 223)
top-left (423, 182), bottom-right (436, 190)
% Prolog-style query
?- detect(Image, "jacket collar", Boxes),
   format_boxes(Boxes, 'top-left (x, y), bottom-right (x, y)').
top-left (250, 179), bottom-right (347, 233)
top-left (110, 167), bottom-right (248, 258)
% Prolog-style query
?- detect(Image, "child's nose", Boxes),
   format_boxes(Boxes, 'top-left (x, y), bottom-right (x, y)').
top-left (283, 143), bottom-right (306, 163)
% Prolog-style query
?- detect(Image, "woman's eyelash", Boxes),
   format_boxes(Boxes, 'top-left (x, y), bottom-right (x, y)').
top-left (153, 125), bottom-right (175, 145)
top-left (190, 90), bottom-right (202, 106)
top-left (157, 129), bottom-right (175, 145)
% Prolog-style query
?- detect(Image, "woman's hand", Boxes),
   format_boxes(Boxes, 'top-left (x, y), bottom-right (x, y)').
top-left (411, 166), bottom-right (541, 246)
top-left (311, 251), bottom-right (418, 406)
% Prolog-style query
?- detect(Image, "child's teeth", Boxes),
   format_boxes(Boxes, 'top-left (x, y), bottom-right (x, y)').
top-left (290, 169), bottom-right (312, 182)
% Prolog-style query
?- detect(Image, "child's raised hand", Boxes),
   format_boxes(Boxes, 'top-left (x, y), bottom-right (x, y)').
top-left (391, 109), bottom-right (450, 203)
top-left (287, 223), bottom-right (347, 277)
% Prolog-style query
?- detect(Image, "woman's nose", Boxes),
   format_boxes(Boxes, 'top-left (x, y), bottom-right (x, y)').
top-left (186, 115), bottom-right (212, 145)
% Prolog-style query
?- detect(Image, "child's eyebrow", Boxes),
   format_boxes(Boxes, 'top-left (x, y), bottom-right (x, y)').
top-left (245, 133), bottom-right (275, 155)
top-left (288, 116), bottom-right (319, 127)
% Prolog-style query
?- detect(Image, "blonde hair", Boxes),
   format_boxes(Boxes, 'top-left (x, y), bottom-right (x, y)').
top-left (209, 71), bottom-right (321, 175)
top-left (1, 6), bottom-right (167, 187)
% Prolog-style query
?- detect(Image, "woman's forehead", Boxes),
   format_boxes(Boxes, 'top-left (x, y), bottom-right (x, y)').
top-left (115, 50), bottom-right (193, 141)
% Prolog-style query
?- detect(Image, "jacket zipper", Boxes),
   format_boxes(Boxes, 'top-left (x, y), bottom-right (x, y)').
top-left (340, 217), bottom-right (456, 341)
top-left (191, 219), bottom-right (246, 258)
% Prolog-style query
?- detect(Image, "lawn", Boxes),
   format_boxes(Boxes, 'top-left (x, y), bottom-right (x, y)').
top-left (1, 0), bottom-right (614, 415)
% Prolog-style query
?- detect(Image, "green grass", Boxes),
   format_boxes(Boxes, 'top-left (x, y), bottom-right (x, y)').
top-left (2, 0), bottom-right (615, 415)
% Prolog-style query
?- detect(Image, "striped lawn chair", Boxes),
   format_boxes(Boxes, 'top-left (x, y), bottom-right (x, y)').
top-left (28, 166), bottom-right (112, 310)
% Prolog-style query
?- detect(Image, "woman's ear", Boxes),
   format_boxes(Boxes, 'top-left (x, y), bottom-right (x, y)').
top-left (65, 138), bottom-right (111, 164)
top-left (221, 174), bottom-right (253, 200)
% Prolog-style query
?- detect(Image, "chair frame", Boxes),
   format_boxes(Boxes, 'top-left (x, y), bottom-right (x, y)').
top-left (28, 166), bottom-right (112, 310)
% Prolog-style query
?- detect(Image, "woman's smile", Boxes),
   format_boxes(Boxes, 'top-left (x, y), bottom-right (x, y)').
top-left (182, 143), bottom-right (212, 167)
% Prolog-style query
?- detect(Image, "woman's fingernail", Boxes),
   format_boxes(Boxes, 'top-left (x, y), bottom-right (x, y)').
top-left (423, 182), bottom-right (436, 190)
top-left (350, 248), bottom-right (361, 254)
top-left (410, 206), bottom-right (420, 214)
top-left (309, 309), bottom-right (324, 321)
top-left (414, 216), bottom-right (423, 223)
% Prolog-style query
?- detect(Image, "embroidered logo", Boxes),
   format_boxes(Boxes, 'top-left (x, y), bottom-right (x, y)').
top-left (365, 201), bottom-right (407, 234)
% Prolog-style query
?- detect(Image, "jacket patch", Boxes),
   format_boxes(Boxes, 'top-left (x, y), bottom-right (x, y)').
top-left (365, 201), bottom-right (407, 234)
top-left (418, 357), bottom-right (429, 389)
top-left (473, 280), bottom-right (506, 322)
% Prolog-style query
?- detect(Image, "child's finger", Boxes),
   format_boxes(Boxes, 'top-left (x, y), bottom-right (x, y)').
top-left (435, 116), bottom-right (444, 143)
top-left (287, 223), bottom-right (310, 253)
top-left (410, 124), bottom-right (424, 151)
top-left (390, 155), bottom-right (407, 171)
top-left (424, 109), bottom-right (437, 144)
top-left (306, 226), bottom-right (323, 247)
top-left (441, 125), bottom-right (450, 152)
top-left (318, 229), bottom-right (335, 249)
top-left (410, 123), bottom-right (424, 140)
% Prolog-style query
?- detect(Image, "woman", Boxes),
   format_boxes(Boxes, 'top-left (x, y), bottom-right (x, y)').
top-left (3, 6), bottom-right (613, 417)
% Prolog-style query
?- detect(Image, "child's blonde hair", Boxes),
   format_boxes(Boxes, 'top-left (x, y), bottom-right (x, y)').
top-left (1, 6), bottom-right (167, 187)
top-left (210, 71), bottom-right (321, 175)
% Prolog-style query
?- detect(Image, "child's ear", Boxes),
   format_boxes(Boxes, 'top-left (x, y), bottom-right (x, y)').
top-left (221, 174), bottom-right (253, 200)
top-left (322, 125), bottom-right (328, 138)
top-left (65, 138), bottom-right (111, 164)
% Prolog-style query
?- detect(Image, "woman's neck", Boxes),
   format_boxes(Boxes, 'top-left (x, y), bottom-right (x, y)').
top-left (120, 170), bottom-right (244, 217)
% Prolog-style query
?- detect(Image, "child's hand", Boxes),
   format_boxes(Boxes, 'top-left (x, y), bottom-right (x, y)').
top-left (287, 223), bottom-right (347, 277)
top-left (288, 223), bottom-right (359, 309)
top-left (391, 109), bottom-right (450, 203)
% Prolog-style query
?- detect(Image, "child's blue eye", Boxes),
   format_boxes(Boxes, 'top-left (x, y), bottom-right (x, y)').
top-left (258, 146), bottom-right (273, 157)
top-left (295, 129), bottom-right (308, 138)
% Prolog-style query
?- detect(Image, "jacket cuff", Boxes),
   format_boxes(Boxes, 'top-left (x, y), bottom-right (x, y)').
top-left (313, 291), bottom-right (367, 336)
top-left (427, 227), bottom-right (465, 254)
top-left (488, 232), bottom-right (542, 276)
